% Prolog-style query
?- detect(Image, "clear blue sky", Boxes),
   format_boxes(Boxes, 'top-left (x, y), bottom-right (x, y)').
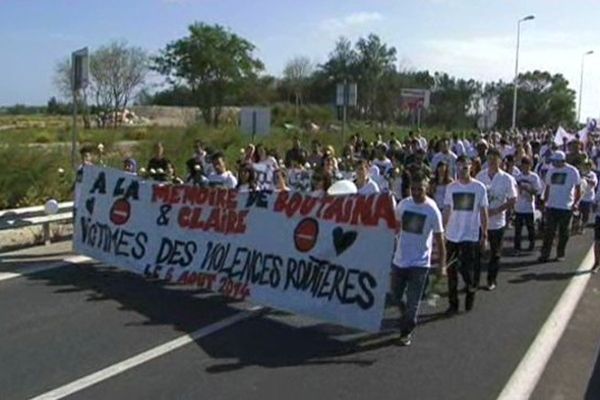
top-left (1, 0), bottom-right (599, 120)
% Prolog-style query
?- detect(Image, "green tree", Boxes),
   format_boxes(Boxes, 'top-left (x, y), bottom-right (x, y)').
top-left (92, 41), bottom-right (149, 128)
top-left (355, 34), bottom-right (397, 119)
top-left (53, 41), bottom-right (148, 128)
top-left (282, 56), bottom-right (313, 117)
top-left (312, 37), bottom-right (359, 107)
top-left (234, 75), bottom-right (280, 106)
top-left (428, 73), bottom-right (480, 129)
top-left (320, 36), bottom-right (358, 82)
top-left (154, 22), bottom-right (264, 127)
top-left (46, 97), bottom-right (70, 115)
top-left (496, 71), bottom-right (576, 129)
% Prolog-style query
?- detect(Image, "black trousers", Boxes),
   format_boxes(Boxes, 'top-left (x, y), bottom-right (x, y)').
top-left (478, 228), bottom-right (505, 286)
top-left (447, 241), bottom-right (479, 309)
top-left (514, 213), bottom-right (535, 250)
top-left (540, 208), bottom-right (572, 259)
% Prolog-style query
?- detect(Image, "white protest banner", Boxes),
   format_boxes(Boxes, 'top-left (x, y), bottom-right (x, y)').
top-left (74, 166), bottom-right (397, 332)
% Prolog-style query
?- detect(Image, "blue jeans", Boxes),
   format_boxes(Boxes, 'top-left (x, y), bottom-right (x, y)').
top-left (392, 267), bottom-right (430, 335)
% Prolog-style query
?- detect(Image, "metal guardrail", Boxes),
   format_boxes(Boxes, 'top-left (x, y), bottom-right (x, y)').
top-left (0, 201), bottom-right (74, 245)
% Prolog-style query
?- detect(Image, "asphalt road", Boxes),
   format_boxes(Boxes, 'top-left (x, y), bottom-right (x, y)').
top-left (0, 231), bottom-right (596, 400)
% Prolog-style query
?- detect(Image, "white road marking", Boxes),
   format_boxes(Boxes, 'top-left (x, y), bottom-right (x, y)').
top-left (29, 308), bottom-right (263, 400)
top-left (497, 246), bottom-right (595, 400)
top-left (0, 255), bottom-right (92, 282)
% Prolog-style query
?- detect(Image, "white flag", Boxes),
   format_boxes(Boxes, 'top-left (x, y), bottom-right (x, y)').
top-left (554, 126), bottom-right (575, 146)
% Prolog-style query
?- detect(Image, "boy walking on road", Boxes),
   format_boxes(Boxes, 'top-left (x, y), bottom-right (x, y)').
top-left (393, 173), bottom-right (446, 346)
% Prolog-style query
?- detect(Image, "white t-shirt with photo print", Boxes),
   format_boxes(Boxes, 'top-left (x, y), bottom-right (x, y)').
top-left (544, 165), bottom-right (581, 210)
top-left (253, 159), bottom-right (278, 190)
top-left (443, 179), bottom-right (489, 243)
top-left (393, 197), bottom-right (443, 268)
top-left (514, 171), bottom-right (542, 214)
top-left (476, 169), bottom-right (517, 230)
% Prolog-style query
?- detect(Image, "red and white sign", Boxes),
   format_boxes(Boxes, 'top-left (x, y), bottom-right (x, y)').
top-left (109, 199), bottom-right (131, 225)
top-left (400, 88), bottom-right (431, 110)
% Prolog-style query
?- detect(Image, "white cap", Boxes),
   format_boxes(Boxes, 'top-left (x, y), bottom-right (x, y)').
top-left (550, 151), bottom-right (566, 162)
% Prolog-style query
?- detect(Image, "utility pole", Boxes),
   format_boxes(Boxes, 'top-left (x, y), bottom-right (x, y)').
top-left (71, 47), bottom-right (89, 169)
top-left (511, 15), bottom-right (535, 130)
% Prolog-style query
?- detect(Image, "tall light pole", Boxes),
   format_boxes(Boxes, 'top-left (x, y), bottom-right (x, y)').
top-left (511, 14), bottom-right (535, 130)
top-left (577, 50), bottom-right (594, 123)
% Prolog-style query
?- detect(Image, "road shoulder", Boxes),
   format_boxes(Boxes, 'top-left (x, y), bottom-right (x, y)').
top-left (531, 268), bottom-right (600, 400)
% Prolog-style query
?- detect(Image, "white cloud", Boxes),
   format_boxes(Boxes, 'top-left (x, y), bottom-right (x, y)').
top-left (412, 30), bottom-right (600, 121)
top-left (318, 12), bottom-right (384, 36)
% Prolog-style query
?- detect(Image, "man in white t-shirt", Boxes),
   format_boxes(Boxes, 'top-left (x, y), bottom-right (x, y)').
top-left (452, 134), bottom-right (466, 157)
top-left (393, 173), bottom-right (446, 346)
top-left (207, 152), bottom-right (238, 189)
top-left (355, 159), bottom-right (380, 195)
top-left (372, 145), bottom-right (394, 176)
top-left (539, 151), bottom-right (581, 262)
top-left (513, 156), bottom-right (542, 252)
top-left (575, 160), bottom-right (597, 234)
top-left (431, 139), bottom-right (458, 178)
top-left (443, 155), bottom-right (489, 314)
top-left (475, 148), bottom-right (517, 290)
top-left (415, 130), bottom-right (428, 152)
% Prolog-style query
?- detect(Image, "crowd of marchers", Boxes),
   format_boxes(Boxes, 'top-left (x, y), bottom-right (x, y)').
top-left (75, 126), bottom-right (600, 346)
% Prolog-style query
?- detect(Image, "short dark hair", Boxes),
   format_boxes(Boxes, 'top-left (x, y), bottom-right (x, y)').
top-left (211, 151), bottom-right (225, 163)
top-left (80, 146), bottom-right (93, 156)
top-left (411, 174), bottom-right (429, 187)
top-left (456, 155), bottom-right (471, 164)
top-left (487, 148), bottom-right (502, 158)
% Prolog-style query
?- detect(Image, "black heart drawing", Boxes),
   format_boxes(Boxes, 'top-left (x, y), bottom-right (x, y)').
top-left (332, 227), bottom-right (357, 256)
top-left (85, 197), bottom-right (95, 215)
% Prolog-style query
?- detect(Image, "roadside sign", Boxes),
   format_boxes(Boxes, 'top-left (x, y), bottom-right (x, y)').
top-left (71, 47), bottom-right (89, 91)
top-left (400, 88), bottom-right (431, 109)
top-left (240, 107), bottom-right (271, 140)
top-left (336, 83), bottom-right (358, 106)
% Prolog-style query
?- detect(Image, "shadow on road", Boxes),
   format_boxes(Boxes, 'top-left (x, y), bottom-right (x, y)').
top-left (18, 260), bottom-right (398, 372)
top-left (509, 269), bottom-right (591, 284)
top-left (585, 348), bottom-right (600, 399)
top-left (11, 230), bottom-right (576, 375)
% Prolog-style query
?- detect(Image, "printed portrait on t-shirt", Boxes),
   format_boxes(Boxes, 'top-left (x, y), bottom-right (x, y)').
top-left (402, 210), bottom-right (427, 234)
top-left (253, 163), bottom-right (274, 189)
top-left (453, 192), bottom-right (476, 211)
top-left (550, 172), bottom-right (567, 185)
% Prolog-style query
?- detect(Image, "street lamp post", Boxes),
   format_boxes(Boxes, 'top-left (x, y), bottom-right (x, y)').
top-left (578, 50), bottom-right (594, 123)
top-left (511, 15), bottom-right (535, 130)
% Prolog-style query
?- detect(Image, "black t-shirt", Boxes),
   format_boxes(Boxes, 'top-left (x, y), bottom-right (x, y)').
top-left (147, 157), bottom-right (171, 181)
top-left (285, 148), bottom-right (307, 166)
